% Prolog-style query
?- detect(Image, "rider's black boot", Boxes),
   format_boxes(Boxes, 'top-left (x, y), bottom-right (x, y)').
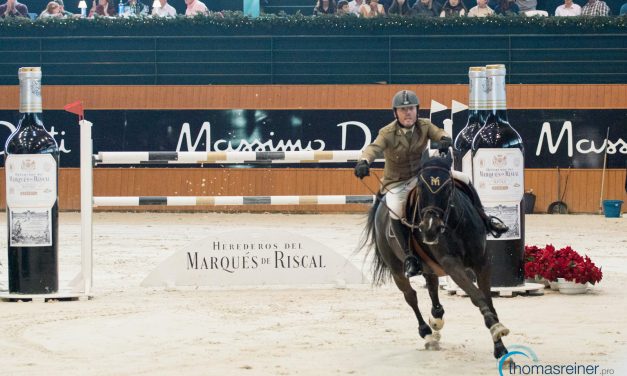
top-left (486, 216), bottom-right (509, 237)
top-left (391, 219), bottom-right (422, 278)
top-left (467, 184), bottom-right (509, 238)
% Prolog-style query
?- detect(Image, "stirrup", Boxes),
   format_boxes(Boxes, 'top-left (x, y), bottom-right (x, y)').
top-left (404, 255), bottom-right (423, 278)
top-left (488, 216), bottom-right (508, 238)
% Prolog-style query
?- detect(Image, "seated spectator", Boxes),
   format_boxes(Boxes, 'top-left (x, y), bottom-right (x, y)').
top-left (360, 0), bottom-right (385, 17)
top-left (348, 0), bottom-right (364, 15)
top-left (313, 0), bottom-right (336, 15)
top-left (39, 0), bottom-right (64, 17)
top-left (337, 0), bottom-right (354, 14)
top-left (515, 0), bottom-right (548, 15)
top-left (468, 0), bottom-right (494, 15)
top-left (581, 0), bottom-right (610, 15)
top-left (56, 0), bottom-right (71, 16)
top-left (514, 0), bottom-right (535, 12)
top-left (440, 0), bottom-right (467, 16)
top-left (0, 0), bottom-right (29, 17)
top-left (412, 0), bottom-right (439, 16)
top-left (388, 0), bottom-right (412, 14)
top-left (152, 0), bottom-right (176, 17)
top-left (89, 0), bottom-right (116, 16)
top-left (185, 0), bottom-right (208, 16)
top-left (493, 0), bottom-right (519, 14)
top-left (554, 0), bottom-right (581, 15)
top-left (50, 0), bottom-right (74, 17)
top-left (122, 0), bottom-right (149, 16)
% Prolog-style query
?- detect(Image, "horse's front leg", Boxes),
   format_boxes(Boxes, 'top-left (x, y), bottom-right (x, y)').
top-left (440, 256), bottom-right (510, 359)
top-left (475, 264), bottom-right (509, 360)
top-left (423, 273), bottom-right (445, 338)
top-left (391, 274), bottom-right (440, 350)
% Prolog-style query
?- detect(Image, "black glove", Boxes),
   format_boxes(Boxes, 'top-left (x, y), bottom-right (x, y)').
top-left (354, 160), bottom-right (370, 179)
top-left (438, 136), bottom-right (452, 153)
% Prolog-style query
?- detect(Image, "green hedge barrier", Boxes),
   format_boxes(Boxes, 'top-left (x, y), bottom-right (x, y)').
top-left (1, 12), bottom-right (626, 37)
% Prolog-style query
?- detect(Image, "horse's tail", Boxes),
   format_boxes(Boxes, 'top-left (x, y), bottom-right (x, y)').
top-left (359, 191), bottom-right (392, 286)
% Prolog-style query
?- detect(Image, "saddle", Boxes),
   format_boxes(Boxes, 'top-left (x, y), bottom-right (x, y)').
top-left (387, 215), bottom-right (447, 277)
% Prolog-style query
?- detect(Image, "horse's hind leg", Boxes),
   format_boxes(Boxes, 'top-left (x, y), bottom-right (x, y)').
top-left (391, 274), bottom-right (440, 350)
top-left (424, 273), bottom-right (445, 333)
top-left (440, 256), bottom-right (509, 359)
top-left (476, 265), bottom-right (509, 360)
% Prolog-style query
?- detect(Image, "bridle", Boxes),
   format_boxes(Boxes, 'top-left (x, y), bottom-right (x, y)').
top-left (402, 165), bottom-right (455, 234)
top-left (357, 164), bottom-right (457, 235)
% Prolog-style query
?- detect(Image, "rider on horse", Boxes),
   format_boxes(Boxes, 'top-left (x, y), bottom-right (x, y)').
top-left (354, 90), bottom-right (508, 278)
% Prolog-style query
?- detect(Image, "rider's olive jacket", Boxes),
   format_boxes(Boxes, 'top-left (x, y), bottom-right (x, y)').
top-left (360, 118), bottom-right (448, 191)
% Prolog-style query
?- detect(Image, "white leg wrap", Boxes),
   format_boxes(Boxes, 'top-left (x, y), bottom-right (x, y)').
top-left (429, 317), bottom-right (444, 331)
top-left (490, 323), bottom-right (510, 342)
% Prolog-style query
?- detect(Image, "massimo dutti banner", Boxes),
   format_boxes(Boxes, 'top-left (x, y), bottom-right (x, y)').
top-left (0, 109), bottom-right (625, 169)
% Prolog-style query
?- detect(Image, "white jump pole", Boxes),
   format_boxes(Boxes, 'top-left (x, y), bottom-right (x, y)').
top-left (80, 119), bottom-right (93, 296)
top-left (92, 195), bottom-right (376, 207)
top-left (95, 150), bottom-right (378, 165)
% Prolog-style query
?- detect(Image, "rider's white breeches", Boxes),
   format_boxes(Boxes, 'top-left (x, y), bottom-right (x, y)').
top-left (385, 177), bottom-right (417, 220)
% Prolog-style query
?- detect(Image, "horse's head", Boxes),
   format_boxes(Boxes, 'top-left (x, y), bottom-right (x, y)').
top-left (413, 150), bottom-right (454, 245)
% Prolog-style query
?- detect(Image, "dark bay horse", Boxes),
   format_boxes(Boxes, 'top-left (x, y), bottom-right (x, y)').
top-left (361, 150), bottom-right (510, 360)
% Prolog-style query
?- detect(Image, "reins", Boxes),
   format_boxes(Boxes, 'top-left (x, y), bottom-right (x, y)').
top-left (358, 166), bottom-right (457, 233)
top-left (358, 171), bottom-right (406, 221)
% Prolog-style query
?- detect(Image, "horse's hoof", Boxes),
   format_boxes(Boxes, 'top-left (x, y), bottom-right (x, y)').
top-left (429, 317), bottom-right (444, 331)
top-left (490, 323), bottom-right (510, 342)
top-left (424, 335), bottom-right (441, 351)
top-left (431, 330), bottom-right (441, 342)
top-left (500, 357), bottom-right (515, 369)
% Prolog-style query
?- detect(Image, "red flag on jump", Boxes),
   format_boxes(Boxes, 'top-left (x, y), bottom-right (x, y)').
top-left (64, 101), bottom-right (84, 121)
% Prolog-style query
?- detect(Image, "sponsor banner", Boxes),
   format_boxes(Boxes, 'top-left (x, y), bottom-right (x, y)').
top-left (141, 229), bottom-right (366, 287)
top-left (0, 109), bottom-right (625, 168)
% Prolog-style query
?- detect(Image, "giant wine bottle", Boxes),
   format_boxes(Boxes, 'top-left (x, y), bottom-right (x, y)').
top-left (5, 67), bottom-right (59, 294)
top-left (454, 66), bottom-right (488, 174)
top-left (471, 64), bottom-right (525, 287)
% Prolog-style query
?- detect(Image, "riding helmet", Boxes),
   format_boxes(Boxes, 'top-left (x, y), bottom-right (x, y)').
top-left (392, 90), bottom-right (420, 109)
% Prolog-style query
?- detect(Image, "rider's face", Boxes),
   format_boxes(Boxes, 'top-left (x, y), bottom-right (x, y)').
top-left (396, 106), bottom-right (417, 128)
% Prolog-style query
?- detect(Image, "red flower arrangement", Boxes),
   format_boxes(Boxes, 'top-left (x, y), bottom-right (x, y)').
top-left (524, 244), bottom-right (603, 285)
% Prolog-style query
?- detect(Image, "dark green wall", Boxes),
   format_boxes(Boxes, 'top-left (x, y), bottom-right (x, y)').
top-left (1, 16), bottom-right (625, 85)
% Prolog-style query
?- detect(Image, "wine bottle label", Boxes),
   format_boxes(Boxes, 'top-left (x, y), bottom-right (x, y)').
top-left (9, 208), bottom-right (52, 247)
top-left (483, 202), bottom-right (521, 240)
top-left (6, 154), bottom-right (57, 208)
top-left (472, 148), bottom-right (524, 202)
top-left (6, 154), bottom-right (56, 247)
top-left (18, 67), bottom-right (42, 114)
